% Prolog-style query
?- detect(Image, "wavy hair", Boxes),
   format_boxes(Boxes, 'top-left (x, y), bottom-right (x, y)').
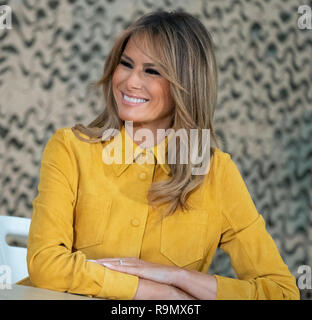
top-left (71, 10), bottom-right (220, 218)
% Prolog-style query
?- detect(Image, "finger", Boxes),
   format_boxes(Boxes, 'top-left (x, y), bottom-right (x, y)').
top-left (96, 259), bottom-right (120, 265)
top-left (97, 258), bottom-right (124, 262)
top-left (96, 257), bottom-right (136, 262)
top-left (96, 257), bottom-right (141, 265)
top-left (101, 263), bottom-right (159, 281)
top-left (101, 263), bottom-right (146, 277)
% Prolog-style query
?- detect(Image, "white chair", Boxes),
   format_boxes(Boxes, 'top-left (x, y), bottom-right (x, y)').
top-left (0, 216), bottom-right (31, 284)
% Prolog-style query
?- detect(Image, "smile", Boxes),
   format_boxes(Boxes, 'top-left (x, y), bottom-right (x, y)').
top-left (121, 92), bottom-right (149, 106)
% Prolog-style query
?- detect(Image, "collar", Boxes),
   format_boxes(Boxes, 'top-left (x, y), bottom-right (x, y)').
top-left (103, 125), bottom-right (174, 177)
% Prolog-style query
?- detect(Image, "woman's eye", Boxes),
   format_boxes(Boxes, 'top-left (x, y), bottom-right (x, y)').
top-left (120, 60), bottom-right (132, 68)
top-left (119, 60), bottom-right (160, 75)
top-left (146, 68), bottom-right (160, 75)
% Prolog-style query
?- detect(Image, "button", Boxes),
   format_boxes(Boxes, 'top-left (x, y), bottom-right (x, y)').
top-left (138, 172), bottom-right (147, 180)
top-left (131, 218), bottom-right (140, 227)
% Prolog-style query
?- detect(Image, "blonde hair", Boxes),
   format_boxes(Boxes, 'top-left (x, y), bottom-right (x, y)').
top-left (72, 10), bottom-right (219, 218)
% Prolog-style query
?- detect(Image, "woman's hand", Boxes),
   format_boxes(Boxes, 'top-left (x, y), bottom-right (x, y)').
top-left (133, 278), bottom-right (196, 300)
top-left (92, 257), bottom-right (216, 300)
top-left (94, 257), bottom-right (181, 286)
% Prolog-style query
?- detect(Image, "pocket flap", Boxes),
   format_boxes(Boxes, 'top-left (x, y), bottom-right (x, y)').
top-left (160, 211), bottom-right (208, 267)
top-left (74, 193), bottom-right (112, 249)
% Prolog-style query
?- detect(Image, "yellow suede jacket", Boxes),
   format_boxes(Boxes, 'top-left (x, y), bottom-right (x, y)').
top-left (18, 125), bottom-right (300, 300)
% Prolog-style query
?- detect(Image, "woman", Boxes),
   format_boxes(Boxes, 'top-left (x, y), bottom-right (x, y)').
top-left (19, 10), bottom-right (299, 300)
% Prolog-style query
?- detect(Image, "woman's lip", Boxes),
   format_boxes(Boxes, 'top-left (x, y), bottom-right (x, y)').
top-left (121, 92), bottom-right (149, 106)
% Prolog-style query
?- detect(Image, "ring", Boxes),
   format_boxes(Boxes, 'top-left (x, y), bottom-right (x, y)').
top-left (119, 259), bottom-right (123, 265)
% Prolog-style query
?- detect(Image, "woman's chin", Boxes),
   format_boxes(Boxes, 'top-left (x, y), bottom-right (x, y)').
top-left (118, 112), bottom-right (146, 124)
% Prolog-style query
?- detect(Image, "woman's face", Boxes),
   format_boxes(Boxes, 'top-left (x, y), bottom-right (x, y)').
top-left (112, 36), bottom-right (174, 132)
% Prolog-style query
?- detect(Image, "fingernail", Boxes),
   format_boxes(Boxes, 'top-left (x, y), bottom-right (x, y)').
top-left (102, 263), bottom-right (115, 267)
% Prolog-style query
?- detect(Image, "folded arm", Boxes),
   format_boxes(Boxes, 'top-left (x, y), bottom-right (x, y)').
top-left (212, 155), bottom-right (300, 300)
top-left (27, 129), bottom-right (138, 299)
top-left (97, 155), bottom-right (300, 300)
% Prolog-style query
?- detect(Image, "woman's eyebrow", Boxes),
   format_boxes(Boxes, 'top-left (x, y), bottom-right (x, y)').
top-left (121, 53), bottom-right (156, 67)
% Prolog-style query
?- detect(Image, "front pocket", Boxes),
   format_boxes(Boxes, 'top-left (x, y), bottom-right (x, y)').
top-left (160, 211), bottom-right (208, 267)
top-left (74, 193), bottom-right (112, 249)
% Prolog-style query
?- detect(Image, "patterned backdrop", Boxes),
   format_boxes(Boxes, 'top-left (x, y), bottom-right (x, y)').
top-left (0, 0), bottom-right (311, 299)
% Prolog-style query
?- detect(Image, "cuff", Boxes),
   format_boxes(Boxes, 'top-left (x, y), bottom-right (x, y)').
top-left (214, 275), bottom-right (251, 300)
top-left (96, 267), bottom-right (139, 300)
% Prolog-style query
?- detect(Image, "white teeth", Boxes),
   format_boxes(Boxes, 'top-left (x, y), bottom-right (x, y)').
top-left (123, 94), bottom-right (147, 103)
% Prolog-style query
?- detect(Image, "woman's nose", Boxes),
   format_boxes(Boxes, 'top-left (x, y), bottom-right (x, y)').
top-left (125, 70), bottom-right (143, 89)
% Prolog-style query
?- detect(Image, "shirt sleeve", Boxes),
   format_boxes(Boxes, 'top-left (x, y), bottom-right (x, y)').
top-left (214, 154), bottom-right (300, 300)
top-left (27, 128), bottom-right (139, 300)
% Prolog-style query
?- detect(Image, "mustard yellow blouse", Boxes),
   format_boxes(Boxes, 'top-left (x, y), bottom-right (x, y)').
top-left (18, 125), bottom-right (300, 300)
